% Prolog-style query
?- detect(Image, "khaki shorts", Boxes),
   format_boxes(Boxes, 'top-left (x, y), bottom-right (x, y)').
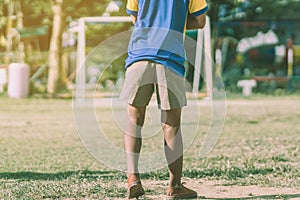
top-left (119, 61), bottom-right (187, 110)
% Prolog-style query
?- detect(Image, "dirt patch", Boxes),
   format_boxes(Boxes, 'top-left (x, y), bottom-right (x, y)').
top-left (116, 179), bottom-right (300, 199)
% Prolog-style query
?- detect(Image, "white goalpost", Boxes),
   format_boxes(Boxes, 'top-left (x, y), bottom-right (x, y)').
top-left (192, 16), bottom-right (213, 98)
top-left (74, 16), bottom-right (132, 100)
top-left (73, 16), bottom-right (213, 101)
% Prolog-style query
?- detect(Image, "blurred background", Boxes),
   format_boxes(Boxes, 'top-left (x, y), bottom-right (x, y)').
top-left (0, 0), bottom-right (299, 97)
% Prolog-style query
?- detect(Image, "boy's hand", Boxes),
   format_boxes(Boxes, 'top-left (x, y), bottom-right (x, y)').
top-left (186, 13), bottom-right (206, 30)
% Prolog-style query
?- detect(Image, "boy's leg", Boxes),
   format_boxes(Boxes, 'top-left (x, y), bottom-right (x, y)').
top-left (161, 108), bottom-right (183, 187)
top-left (124, 104), bottom-right (146, 199)
top-left (121, 61), bottom-right (155, 198)
top-left (156, 64), bottom-right (197, 198)
top-left (124, 104), bottom-right (146, 177)
top-left (162, 108), bottom-right (198, 199)
top-left (121, 61), bottom-right (154, 176)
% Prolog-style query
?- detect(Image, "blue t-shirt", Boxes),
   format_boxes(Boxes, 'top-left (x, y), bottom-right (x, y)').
top-left (126, 0), bottom-right (208, 76)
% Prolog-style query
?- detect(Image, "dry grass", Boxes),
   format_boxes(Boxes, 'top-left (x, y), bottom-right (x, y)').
top-left (0, 94), bottom-right (299, 199)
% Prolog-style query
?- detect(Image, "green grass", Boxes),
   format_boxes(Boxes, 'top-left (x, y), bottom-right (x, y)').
top-left (0, 94), bottom-right (299, 199)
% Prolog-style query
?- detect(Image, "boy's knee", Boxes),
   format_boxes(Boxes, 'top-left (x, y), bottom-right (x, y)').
top-left (128, 105), bottom-right (146, 126)
top-left (129, 114), bottom-right (145, 126)
top-left (161, 109), bottom-right (182, 127)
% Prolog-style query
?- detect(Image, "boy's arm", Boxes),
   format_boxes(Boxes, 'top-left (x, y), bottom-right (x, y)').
top-left (126, 0), bottom-right (138, 24)
top-left (131, 15), bottom-right (137, 25)
top-left (186, 13), bottom-right (206, 30)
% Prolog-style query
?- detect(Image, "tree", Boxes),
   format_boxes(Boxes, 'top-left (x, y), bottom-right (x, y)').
top-left (47, 0), bottom-right (64, 95)
top-left (0, 0), bottom-right (24, 63)
top-left (208, 0), bottom-right (300, 22)
top-left (46, 0), bottom-right (110, 95)
top-left (21, 0), bottom-right (109, 95)
top-left (2, 0), bottom-right (128, 95)
top-left (207, 0), bottom-right (300, 42)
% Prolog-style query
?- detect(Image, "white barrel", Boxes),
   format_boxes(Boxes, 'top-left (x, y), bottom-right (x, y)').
top-left (8, 63), bottom-right (30, 98)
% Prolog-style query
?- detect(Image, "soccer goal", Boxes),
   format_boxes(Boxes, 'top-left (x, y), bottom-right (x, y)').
top-left (73, 16), bottom-right (213, 101)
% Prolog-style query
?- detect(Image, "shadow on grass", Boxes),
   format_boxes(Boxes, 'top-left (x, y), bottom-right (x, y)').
top-left (0, 170), bottom-right (126, 181)
top-left (1, 171), bottom-right (299, 199)
top-left (0, 166), bottom-right (294, 181)
top-left (202, 193), bottom-right (300, 199)
top-left (182, 165), bottom-right (294, 180)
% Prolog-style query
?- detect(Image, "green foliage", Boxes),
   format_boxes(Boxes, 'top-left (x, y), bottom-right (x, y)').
top-left (208, 0), bottom-right (300, 22)
top-left (21, 0), bottom-right (110, 27)
top-left (63, 0), bottom-right (110, 18)
top-left (0, 0), bottom-right (8, 30)
top-left (86, 23), bottom-right (130, 46)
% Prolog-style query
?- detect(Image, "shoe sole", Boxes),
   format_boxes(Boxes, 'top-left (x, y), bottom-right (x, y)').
top-left (128, 184), bottom-right (145, 199)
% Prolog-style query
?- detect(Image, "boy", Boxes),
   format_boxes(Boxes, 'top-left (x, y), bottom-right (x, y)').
top-left (120, 0), bottom-right (208, 199)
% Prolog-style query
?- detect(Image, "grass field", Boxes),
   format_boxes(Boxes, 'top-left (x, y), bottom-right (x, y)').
top-left (0, 94), bottom-right (300, 199)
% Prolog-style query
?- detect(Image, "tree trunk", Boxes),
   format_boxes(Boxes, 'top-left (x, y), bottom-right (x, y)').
top-left (47, 0), bottom-right (64, 95)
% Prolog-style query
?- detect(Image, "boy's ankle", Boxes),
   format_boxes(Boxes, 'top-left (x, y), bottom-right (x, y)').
top-left (169, 180), bottom-right (182, 187)
top-left (127, 173), bottom-right (140, 180)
